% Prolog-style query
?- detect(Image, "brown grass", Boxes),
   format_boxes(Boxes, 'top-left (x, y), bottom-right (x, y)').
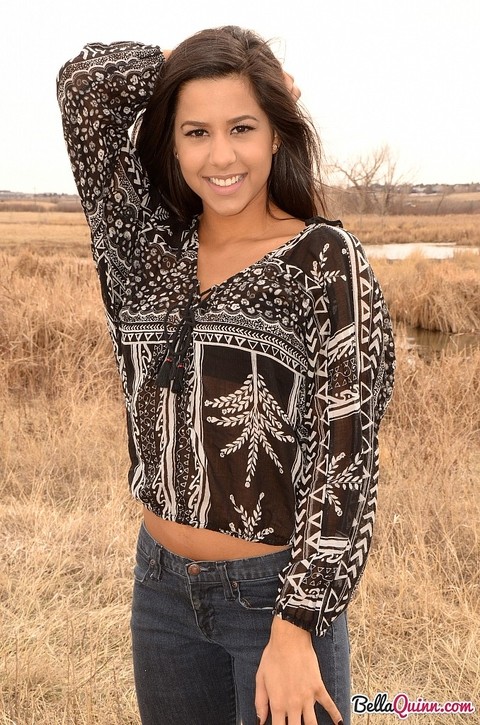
top-left (1, 234), bottom-right (479, 722)
top-left (0, 212), bottom-right (90, 256)
top-left (353, 338), bottom-right (480, 718)
top-left (371, 251), bottom-right (480, 334)
top-left (343, 213), bottom-right (480, 246)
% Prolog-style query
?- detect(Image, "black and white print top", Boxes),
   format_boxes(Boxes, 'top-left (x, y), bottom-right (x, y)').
top-left (57, 42), bottom-right (395, 636)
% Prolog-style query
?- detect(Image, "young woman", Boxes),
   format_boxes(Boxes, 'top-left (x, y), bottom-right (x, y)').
top-left (57, 26), bottom-right (395, 725)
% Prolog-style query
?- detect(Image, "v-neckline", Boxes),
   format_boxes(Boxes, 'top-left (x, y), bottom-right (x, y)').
top-left (190, 217), bottom-right (316, 300)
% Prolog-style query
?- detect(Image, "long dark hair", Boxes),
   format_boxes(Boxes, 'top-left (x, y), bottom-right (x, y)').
top-left (136, 26), bottom-right (326, 220)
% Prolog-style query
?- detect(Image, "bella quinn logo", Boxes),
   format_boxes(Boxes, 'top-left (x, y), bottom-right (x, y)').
top-left (351, 692), bottom-right (475, 719)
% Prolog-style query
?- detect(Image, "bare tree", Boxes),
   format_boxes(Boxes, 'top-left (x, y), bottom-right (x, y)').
top-left (331, 145), bottom-right (406, 214)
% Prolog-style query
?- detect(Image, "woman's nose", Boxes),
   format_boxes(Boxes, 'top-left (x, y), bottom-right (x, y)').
top-left (208, 134), bottom-right (236, 167)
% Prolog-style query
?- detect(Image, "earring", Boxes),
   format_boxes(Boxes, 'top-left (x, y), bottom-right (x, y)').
top-left (174, 151), bottom-right (179, 159)
top-left (272, 143), bottom-right (279, 153)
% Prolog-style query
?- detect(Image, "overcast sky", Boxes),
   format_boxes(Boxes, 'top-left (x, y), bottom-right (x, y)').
top-left (1, 0), bottom-right (478, 193)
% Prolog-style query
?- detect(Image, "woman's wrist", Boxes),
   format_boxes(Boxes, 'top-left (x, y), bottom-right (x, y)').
top-left (269, 614), bottom-right (312, 647)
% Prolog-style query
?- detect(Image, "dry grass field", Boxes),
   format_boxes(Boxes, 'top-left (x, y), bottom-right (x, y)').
top-left (1, 211), bottom-right (479, 723)
top-left (343, 214), bottom-right (480, 246)
top-left (0, 210), bottom-right (90, 256)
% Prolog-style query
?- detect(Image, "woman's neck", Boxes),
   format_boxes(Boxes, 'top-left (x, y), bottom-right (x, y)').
top-left (195, 201), bottom-right (306, 294)
top-left (199, 201), bottom-right (292, 249)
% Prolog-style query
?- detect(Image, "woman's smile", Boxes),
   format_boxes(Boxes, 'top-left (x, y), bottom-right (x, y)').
top-left (205, 173), bottom-right (247, 193)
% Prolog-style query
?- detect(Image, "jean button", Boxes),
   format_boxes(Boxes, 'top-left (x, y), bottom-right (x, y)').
top-left (187, 563), bottom-right (201, 576)
top-left (149, 559), bottom-right (156, 567)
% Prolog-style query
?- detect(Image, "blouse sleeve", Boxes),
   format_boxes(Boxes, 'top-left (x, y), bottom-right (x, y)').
top-left (56, 42), bottom-right (165, 320)
top-left (273, 226), bottom-right (395, 636)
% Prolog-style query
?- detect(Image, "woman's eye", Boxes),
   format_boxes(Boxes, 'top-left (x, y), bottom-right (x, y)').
top-left (185, 129), bottom-right (207, 137)
top-left (232, 125), bottom-right (254, 134)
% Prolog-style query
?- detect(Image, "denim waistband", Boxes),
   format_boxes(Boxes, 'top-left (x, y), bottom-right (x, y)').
top-left (137, 522), bottom-right (292, 581)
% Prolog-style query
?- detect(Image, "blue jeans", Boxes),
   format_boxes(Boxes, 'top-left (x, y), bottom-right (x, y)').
top-left (131, 523), bottom-right (351, 725)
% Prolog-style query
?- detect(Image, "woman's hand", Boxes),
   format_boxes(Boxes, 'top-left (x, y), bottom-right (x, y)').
top-left (255, 617), bottom-right (344, 725)
top-left (283, 71), bottom-right (301, 102)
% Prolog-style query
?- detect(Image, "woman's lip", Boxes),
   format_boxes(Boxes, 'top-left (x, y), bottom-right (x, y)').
top-left (204, 174), bottom-right (246, 195)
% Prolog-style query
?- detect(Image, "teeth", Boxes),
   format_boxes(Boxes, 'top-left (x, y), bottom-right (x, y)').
top-left (209, 175), bottom-right (243, 187)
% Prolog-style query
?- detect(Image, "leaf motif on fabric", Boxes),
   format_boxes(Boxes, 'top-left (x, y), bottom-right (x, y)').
top-left (324, 452), bottom-right (363, 515)
top-left (205, 353), bottom-right (294, 487)
top-left (220, 493), bottom-right (274, 540)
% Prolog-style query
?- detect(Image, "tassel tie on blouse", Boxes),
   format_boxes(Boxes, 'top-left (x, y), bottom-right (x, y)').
top-left (156, 285), bottom-right (211, 394)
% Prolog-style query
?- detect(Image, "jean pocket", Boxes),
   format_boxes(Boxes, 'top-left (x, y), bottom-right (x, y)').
top-left (133, 546), bottom-right (159, 584)
top-left (234, 575), bottom-right (280, 611)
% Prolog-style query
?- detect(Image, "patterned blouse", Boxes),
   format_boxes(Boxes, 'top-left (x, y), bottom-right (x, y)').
top-left (57, 42), bottom-right (395, 636)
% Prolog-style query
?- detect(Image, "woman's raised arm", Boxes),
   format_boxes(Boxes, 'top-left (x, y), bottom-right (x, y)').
top-left (57, 42), bottom-right (164, 214)
top-left (57, 42), bottom-right (166, 320)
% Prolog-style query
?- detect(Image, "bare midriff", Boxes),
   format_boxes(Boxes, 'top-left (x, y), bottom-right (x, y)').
top-left (143, 507), bottom-right (290, 561)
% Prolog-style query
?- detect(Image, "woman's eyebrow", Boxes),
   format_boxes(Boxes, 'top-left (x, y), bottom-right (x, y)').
top-left (180, 114), bottom-right (260, 129)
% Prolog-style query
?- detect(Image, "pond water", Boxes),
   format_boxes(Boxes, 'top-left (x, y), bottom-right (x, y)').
top-left (398, 326), bottom-right (480, 355)
top-left (364, 242), bottom-right (479, 260)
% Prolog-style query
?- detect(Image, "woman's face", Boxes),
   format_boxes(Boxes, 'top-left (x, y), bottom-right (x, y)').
top-left (173, 74), bottom-right (277, 219)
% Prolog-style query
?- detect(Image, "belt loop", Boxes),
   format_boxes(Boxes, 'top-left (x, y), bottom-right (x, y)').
top-left (156, 544), bottom-right (163, 579)
top-left (149, 543), bottom-right (163, 581)
top-left (218, 562), bottom-right (235, 601)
